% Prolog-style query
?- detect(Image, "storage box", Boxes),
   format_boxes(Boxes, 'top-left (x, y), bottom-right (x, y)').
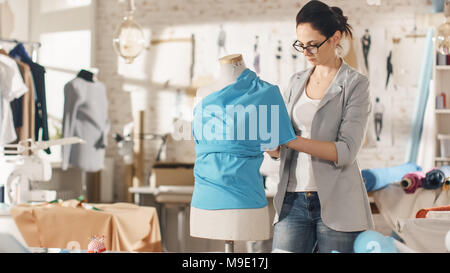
top-left (438, 134), bottom-right (450, 158)
top-left (149, 162), bottom-right (195, 188)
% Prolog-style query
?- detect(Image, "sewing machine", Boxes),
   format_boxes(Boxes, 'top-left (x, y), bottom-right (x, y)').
top-left (1, 138), bottom-right (85, 206)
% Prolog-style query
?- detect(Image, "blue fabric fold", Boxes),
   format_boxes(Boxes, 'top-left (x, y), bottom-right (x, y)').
top-left (191, 68), bottom-right (296, 210)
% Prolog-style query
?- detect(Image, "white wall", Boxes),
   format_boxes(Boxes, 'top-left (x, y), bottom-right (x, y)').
top-left (0, 0), bottom-right (29, 51)
top-left (2, 0), bottom-right (29, 40)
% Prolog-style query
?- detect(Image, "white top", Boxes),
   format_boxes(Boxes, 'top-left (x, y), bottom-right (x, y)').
top-left (0, 54), bottom-right (28, 145)
top-left (287, 89), bottom-right (321, 192)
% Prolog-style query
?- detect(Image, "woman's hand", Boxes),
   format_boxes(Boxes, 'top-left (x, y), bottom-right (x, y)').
top-left (265, 146), bottom-right (281, 159)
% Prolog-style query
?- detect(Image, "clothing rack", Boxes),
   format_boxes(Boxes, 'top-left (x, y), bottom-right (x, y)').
top-left (0, 38), bottom-right (41, 62)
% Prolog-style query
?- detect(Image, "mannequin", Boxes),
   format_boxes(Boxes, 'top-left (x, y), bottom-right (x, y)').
top-left (190, 54), bottom-right (270, 252)
top-left (77, 69), bottom-right (94, 82)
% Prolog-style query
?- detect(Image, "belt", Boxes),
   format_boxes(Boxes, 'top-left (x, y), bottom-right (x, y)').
top-left (305, 191), bottom-right (317, 198)
top-left (195, 143), bottom-right (262, 157)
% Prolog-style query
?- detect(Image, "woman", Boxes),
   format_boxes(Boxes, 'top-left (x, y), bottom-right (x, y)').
top-left (267, 0), bottom-right (374, 253)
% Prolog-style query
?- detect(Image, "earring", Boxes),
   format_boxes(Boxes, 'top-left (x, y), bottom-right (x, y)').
top-left (335, 45), bottom-right (344, 57)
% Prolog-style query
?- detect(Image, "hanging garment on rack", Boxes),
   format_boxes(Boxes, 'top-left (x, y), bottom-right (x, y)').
top-left (13, 60), bottom-right (35, 142)
top-left (10, 43), bottom-right (50, 153)
top-left (191, 68), bottom-right (296, 210)
top-left (0, 54), bottom-right (28, 145)
top-left (62, 76), bottom-right (110, 172)
top-left (0, 49), bottom-right (35, 143)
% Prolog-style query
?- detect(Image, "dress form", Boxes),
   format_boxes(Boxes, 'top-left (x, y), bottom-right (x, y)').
top-left (190, 54), bottom-right (270, 252)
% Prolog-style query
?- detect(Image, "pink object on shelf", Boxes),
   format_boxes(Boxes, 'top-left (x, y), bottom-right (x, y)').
top-left (401, 171), bottom-right (425, 194)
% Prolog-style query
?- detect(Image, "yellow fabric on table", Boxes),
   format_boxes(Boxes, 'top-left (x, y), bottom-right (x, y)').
top-left (10, 200), bottom-right (162, 252)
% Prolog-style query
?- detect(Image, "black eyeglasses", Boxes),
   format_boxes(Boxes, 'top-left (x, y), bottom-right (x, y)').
top-left (292, 37), bottom-right (329, 54)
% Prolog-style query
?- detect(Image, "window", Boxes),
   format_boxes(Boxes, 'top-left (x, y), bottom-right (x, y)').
top-left (30, 0), bottom-right (95, 163)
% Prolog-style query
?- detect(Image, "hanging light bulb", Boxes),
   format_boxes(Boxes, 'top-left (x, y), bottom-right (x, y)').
top-left (113, 0), bottom-right (147, 64)
top-left (436, 0), bottom-right (450, 55)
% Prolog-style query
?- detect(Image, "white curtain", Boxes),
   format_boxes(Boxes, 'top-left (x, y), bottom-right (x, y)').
top-left (416, 80), bottom-right (436, 171)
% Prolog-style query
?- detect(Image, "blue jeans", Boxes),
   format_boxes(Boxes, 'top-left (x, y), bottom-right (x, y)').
top-left (272, 192), bottom-right (362, 253)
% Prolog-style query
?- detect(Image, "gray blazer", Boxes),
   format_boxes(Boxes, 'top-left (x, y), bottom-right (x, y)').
top-left (274, 60), bottom-right (375, 232)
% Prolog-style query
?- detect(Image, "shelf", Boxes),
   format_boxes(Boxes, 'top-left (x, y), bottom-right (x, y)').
top-left (435, 157), bottom-right (450, 162)
top-left (436, 65), bottom-right (450, 71)
top-left (436, 109), bottom-right (450, 114)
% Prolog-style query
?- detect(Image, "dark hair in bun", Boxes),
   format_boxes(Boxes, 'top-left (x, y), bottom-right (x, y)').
top-left (296, 0), bottom-right (353, 39)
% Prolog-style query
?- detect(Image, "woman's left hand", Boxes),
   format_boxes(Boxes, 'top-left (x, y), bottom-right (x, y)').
top-left (266, 146), bottom-right (281, 159)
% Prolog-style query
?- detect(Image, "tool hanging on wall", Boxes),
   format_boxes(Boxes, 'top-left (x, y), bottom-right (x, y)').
top-left (217, 24), bottom-right (227, 58)
top-left (386, 51), bottom-right (393, 89)
top-left (275, 40), bottom-right (282, 84)
top-left (361, 29), bottom-right (371, 72)
top-left (253, 35), bottom-right (261, 75)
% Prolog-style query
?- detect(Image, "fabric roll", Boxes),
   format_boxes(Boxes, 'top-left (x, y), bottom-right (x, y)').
top-left (422, 169), bottom-right (445, 190)
top-left (400, 171), bottom-right (425, 194)
top-left (425, 211), bottom-right (450, 219)
top-left (416, 205), bottom-right (450, 218)
top-left (353, 230), bottom-right (398, 253)
top-left (443, 177), bottom-right (450, 191)
top-left (361, 163), bottom-right (422, 192)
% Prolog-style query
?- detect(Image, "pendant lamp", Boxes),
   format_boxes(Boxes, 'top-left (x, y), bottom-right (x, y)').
top-left (436, 0), bottom-right (450, 55)
top-left (113, 0), bottom-right (147, 64)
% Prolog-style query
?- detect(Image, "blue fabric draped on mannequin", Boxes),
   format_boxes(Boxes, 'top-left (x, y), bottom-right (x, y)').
top-left (191, 68), bottom-right (296, 210)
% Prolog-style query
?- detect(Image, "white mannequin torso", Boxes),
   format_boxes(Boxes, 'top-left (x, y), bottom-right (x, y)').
top-left (190, 54), bottom-right (270, 241)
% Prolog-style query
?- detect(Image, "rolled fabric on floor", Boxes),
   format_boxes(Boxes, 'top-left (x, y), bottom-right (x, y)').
top-left (443, 177), bottom-right (450, 191)
top-left (353, 230), bottom-right (398, 253)
top-left (401, 171), bottom-right (425, 194)
top-left (362, 163), bottom-right (422, 192)
top-left (422, 169), bottom-right (445, 190)
top-left (416, 205), bottom-right (450, 218)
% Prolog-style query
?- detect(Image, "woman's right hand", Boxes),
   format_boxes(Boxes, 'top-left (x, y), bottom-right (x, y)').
top-left (266, 146), bottom-right (281, 159)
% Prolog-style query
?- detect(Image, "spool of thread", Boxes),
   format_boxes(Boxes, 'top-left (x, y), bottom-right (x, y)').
top-left (401, 171), bottom-right (425, 194)
top-left (443, 177), bottom-right (450, 191)
top-left (423, 169), bottom-right (445, 190)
